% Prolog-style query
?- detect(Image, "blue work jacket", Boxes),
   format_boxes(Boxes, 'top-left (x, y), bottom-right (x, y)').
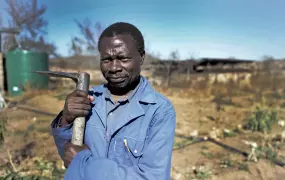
top-left (51, 76), bottom-right (176, 180)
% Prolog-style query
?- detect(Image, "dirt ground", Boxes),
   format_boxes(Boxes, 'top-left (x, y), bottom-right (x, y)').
top-left (1, 81), bottom-right (285, 180)
top-left (168, 94), bottom-right (285, 180)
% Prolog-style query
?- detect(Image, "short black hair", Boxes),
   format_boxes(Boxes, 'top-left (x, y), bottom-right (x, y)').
top-left (98, 22), bottom-right (145, 56)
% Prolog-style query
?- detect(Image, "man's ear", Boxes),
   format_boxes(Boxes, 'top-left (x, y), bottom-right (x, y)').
top-left (140, 50), bottom-right (145, 65)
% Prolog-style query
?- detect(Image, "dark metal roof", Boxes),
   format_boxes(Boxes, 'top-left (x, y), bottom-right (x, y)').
top-left (149, 60), bottom-right (179, 65)
top-left (195, 58), bottom-right (255, 66)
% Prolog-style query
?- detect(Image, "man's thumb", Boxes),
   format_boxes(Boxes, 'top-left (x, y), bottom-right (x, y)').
top-left (88, 95), bottom-right (94, 102)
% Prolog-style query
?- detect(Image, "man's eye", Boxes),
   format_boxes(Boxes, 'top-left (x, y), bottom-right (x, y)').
top-left (121, 58), bottom-right (130, 62)
top-left (101, 59), bottom-right (110, 63)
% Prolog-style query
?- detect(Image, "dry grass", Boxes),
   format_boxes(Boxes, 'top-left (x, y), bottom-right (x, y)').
top-left (1, 70), bottom-right (285, 179)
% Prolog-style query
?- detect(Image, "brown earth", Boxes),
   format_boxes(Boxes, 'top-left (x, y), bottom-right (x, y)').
top-left (1, 83), bottom-right (285, 180)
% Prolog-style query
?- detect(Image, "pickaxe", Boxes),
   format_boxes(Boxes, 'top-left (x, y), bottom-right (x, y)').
top-left (35, 71), bottom-right (90, 146)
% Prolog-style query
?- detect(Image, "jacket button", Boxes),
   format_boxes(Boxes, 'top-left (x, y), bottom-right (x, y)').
top-left (134, 150), bottom-right (138, 154)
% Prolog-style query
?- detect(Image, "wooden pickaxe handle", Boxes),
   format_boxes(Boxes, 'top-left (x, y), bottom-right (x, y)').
top-left (71, 72), bottom-right (90, 146)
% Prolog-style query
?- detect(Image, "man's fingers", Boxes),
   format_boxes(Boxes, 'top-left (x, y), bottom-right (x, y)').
top-left (70, 147), bottom-right (78, 156)
top-left (75, 90), bottom-right (89, 97)
top-left (64, 155), bottom-right (72, 168)
top-left (64, 142), bottom-right (90, 168)
top-left (64, 141), bottom-right (71, 150)
top-left (69, 90), bottom-right (88, 98)
top-left (71, 104), bottom-right (91, 110)
top-left (63, 90), bottom-right (91, 123)
top-left (69, 97), bottom-right (90, 104)
top-left (64, 142), bottom-right (72, 168)
top-left (64, 161), bottom-right (68, 168)
top-left (67, 109), bottom-right (90, 116)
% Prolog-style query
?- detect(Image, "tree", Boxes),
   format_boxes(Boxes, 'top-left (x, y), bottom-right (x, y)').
top-left (186, 56), bottom-right (195, 81)
top-left (144, 52), bottom-right (161, 65)
top-left (169, 49), bottom-right (180, 61)
top-left (262, 55), bottom-right (275, 76)
top-left (69, 18), bottom-right (103, 56)
top-left (164, 50), bottom-right (180, 87)
top-left (2, 0), bottom-right (57, 55)
top-left (69, 37), bottom-right (83, 56)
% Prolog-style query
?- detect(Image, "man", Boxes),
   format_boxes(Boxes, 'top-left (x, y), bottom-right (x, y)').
top-left (51, 22), bottom-right (176, 180)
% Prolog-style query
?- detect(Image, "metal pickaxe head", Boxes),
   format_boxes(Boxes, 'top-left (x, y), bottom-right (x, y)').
top-left (35, 70), bottom-right (91, 146)
top-left (35, 71), bottom-right (90, 91)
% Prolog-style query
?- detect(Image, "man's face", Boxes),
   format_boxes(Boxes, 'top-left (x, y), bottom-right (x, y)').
top-left (99, 35), bottom-right (144, 89)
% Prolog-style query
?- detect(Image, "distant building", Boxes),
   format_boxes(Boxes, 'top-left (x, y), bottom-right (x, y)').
top-left (145, 57), bottom-right (255, 75)
top-left (193, 58), bottom-right (255, 73)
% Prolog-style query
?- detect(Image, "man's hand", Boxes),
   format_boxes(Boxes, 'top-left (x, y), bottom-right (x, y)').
top-left (61, 90), bottom-right (94, 126)
top-left (64, 142), bottom-right (89, 168)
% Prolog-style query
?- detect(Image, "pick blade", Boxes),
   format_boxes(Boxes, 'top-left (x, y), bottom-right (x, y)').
top-left (35, 71), bottom-right (78, 80)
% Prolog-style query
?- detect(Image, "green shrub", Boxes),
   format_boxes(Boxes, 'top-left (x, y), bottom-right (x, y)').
top-left (244, 106), bottom-right (278, 133)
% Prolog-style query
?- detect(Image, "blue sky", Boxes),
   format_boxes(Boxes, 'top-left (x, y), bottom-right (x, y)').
top-left (1, 0), bottom-right (285, 60)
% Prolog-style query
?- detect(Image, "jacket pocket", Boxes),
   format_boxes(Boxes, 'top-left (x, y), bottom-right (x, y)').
top-left (109, 136), bottom-right (146, 166)
top-left (124, 136), bottom-right (145, 158)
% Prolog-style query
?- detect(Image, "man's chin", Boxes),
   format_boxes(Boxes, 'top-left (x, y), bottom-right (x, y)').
top-left (108, 81), bottom-right (127, 89)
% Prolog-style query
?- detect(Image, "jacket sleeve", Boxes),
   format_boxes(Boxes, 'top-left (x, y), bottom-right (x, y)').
top-left (64, 100), bottom-right (176, 180)
top-left (50, 111), bottom-right (73, 160)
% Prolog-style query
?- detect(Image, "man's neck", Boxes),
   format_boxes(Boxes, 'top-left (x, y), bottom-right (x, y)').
top-left (111, 92), bottom-right (131, 102)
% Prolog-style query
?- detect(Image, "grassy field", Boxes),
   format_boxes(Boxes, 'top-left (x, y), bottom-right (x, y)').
top-left (1, 71), bottom-right (285, 180)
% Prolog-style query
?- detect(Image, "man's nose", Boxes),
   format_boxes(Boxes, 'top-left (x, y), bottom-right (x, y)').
top-left (109, 60), bottom-right (122, 72)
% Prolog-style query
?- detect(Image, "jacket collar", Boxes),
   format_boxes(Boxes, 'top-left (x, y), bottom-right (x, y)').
top-left (90, 76), bottom-right (157, 104)
top-left (89, 76), bottom-right (156, 132)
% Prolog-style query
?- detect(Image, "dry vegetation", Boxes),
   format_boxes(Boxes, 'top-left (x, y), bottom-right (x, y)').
top-left (1, 65), bottom-right (285, 179)
top-left (1, 1), bottom-right (285, 179)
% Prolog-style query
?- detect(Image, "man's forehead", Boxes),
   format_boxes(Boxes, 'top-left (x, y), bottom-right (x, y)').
top-left (102, 35), bottom-right (134, 46)
top-left (100, 35), bottom-right (137, 55)
top-left (113, 38), bottom-right (123, 45)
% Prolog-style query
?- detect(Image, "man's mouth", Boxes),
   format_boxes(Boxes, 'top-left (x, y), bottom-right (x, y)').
top-left (108, 77), bottom-right (126, 83)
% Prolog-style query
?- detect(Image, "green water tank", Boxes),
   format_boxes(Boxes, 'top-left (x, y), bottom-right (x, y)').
top-left (5, 48), bottom-right (49, 96)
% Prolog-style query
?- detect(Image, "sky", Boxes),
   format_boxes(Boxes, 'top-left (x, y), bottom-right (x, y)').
top-left (1, 0), bottom-right (285, 60)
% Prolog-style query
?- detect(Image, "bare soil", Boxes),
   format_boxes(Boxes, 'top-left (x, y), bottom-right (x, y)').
top-left (1, 84), bottom-right (285, 180)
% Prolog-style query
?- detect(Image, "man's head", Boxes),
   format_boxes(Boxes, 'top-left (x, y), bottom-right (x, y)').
top-left (98, 22), bottom-right (145, 94)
